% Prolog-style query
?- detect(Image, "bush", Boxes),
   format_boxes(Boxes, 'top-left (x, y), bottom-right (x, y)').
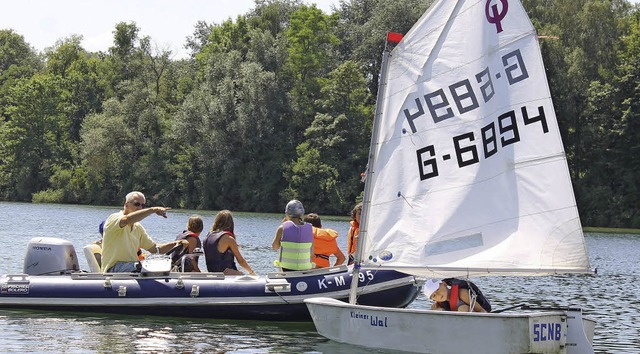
top-left (32, 189), bottom-right (65, 203)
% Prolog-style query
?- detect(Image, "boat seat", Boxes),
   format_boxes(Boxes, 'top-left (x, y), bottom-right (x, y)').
top-left (83, 243), bottom-right (102, 273)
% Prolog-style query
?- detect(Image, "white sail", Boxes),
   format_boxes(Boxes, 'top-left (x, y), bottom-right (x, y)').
top-left (360, 0), bottom-right (591, 277)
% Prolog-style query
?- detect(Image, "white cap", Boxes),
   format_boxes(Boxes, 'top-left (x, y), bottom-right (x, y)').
top-left (285, 199), bottom-right (305, 218)
top-left (422, 279), bottom-right (440, 298)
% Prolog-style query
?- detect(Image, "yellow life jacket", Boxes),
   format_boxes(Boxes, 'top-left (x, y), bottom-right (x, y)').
top-left (276, 221), bottom-right (313, 270)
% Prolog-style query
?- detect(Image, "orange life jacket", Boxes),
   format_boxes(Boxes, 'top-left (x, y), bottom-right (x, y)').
top-left (347, 220), bottom-right (360, 261)
top-left (312, 227), bottom-right (339, 268)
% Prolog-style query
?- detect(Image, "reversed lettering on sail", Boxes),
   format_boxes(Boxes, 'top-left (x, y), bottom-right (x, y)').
top-left (361, 0), bottom-right (590, 277)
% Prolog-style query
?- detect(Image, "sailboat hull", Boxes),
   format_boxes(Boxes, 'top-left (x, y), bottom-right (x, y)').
top-left (305, 297), bottom-right (595, 354)
top-left (0, 267), bottom-right (419, 321)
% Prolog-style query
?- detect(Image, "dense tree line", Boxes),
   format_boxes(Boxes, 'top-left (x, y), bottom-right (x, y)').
top-left (0, 0), bottom-right (638, 227)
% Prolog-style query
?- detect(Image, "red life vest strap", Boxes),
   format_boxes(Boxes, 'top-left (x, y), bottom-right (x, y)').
top-left (449, 283), bottom-right (459, 310)
top-left (222, 230), bottom-right (235, 238)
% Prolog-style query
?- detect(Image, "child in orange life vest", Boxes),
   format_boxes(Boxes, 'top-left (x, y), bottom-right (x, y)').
top-left (304, 213), bottom-right (346, 268)
top-left (346, 203), bottom-right (362, 265)
top-left (423, 279), bottom-right (490, 313)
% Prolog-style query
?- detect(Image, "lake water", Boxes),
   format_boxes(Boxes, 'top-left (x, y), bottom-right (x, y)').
top-left (0, 201), bottom-right (637, 353)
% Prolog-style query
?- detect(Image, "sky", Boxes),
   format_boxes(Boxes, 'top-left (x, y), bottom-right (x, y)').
top-left (2, 0), bottom-right (639, 60)
top-left (0, 0), bottom-right (340, 59)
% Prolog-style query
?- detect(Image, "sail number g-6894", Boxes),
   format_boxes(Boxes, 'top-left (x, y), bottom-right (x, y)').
top-left (416, 105), bottom-right (549, 180)
top-left (400, 47), bottom-right (550, 180)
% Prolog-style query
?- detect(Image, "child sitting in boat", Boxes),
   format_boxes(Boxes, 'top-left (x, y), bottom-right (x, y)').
top-left (272, 200), bottom-right (314, 271)
top-left (171, 215), bottom-right (204, 272)
top-left (423, 278), bottom-right (491, 313)
top-left (346, 203), bottom-right (362, 265)
top-left (303, 213), bottom-right (346, 268)
top-left (203, 210), bottom-right (256, 276)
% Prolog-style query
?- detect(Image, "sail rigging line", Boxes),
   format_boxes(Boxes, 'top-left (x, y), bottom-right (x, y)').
top-left (351, 265), bottom-right (384, 305)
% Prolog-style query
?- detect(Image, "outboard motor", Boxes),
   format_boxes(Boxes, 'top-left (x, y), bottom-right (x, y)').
top-left (23, 237), bottom-right (79, 275)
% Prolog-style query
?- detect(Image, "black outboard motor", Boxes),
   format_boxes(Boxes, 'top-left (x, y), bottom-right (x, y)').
top-left (23, 237), bottom-right (79, 275)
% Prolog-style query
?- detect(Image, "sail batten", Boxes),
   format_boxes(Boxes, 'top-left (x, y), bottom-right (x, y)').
top-left (366, 266), bottom-right (595, 279)
top-left (359, 0), bottom-right (591, 276)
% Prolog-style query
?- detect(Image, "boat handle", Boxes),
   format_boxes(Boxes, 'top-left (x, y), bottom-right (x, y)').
top-left (191, 285), bottom-right (200, 297)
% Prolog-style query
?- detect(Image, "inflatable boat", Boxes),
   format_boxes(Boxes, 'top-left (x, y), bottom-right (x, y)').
top-left (0, 237), bottom-right (420, 321)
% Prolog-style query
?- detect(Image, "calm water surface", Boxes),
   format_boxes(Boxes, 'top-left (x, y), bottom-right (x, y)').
top-left (0, 202), bottom-right (637, 353)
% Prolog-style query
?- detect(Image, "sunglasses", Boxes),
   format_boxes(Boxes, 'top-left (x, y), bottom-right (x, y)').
top-left (132, 201), bottom-right (145, 207)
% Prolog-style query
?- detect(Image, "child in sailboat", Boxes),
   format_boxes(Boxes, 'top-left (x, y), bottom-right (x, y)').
top-left (346, 202), bottom-right (362, 265)
top-left (423, 278), bottom-right (491, 313)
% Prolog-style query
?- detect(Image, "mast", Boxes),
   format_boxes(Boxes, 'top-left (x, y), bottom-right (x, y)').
top-left (348, 33), bottom-right (402, 304)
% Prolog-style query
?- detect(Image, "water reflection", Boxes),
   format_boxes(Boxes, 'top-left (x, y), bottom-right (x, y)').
top-left (0, 309), bottom-right (328, 353)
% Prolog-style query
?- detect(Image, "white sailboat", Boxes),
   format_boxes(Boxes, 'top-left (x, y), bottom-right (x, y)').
top-left (304, 0), bottom-right (596, 353)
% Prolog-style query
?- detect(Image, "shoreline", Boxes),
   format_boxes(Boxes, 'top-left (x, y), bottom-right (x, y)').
top-left (583, 227), bottom-right (640, 235)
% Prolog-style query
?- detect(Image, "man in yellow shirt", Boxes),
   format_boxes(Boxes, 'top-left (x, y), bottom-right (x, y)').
top-left (101, 191), bottom-right (188, 273)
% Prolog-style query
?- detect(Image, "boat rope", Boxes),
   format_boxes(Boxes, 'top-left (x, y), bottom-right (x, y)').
top-left (467, 288), bottom-right (477, 312)
top-left (490, 303), bottom-right (528, 313)
top-left (273, 288), bottom-right (290, 304)
top-left (492, 304), bottom-right (587, 314)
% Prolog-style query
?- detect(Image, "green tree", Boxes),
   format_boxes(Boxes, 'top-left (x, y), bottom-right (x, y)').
top-left (172, 47), bottom-right (289, 211)
top-left (106, 22), bottom-right (145, 98)
top-left (44, 36), bottom-right (107, 142)
top-left (286, 61), bottom-right (373, 213)
top-left (0, 75), bottom-right (71, 200)
top-left (248, 0), bottom-right (302, 37)
top-left (78, 82), bottom-right (173, 205)
top-left (0, 29), bottom-right (42, 119)
top-left (285, 4), bottom-right (340, 140)
top-left (335, 0), bottom-right (432, 96)
top-left (580, 7), bottom-right (640, 227)
top-left (78, 98), bottom-right (135, 204)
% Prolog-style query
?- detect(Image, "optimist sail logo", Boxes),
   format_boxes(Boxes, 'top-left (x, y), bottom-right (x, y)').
top-left (486, 0), bottom-right (509, 33)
